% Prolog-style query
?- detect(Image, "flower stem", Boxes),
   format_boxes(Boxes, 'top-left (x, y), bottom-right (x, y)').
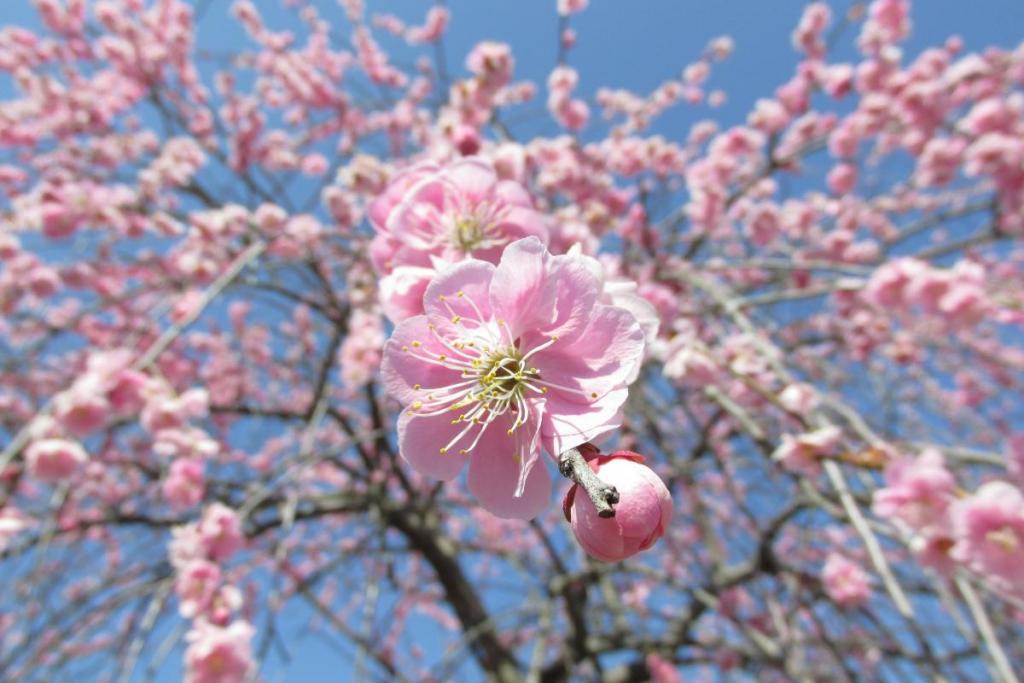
top-left (559, 447), bottom-right (619, 518)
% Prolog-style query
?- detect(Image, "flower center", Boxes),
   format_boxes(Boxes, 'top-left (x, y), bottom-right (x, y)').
top-left (453, 216), bottom-right (486, 252)
top-left (399, 291), bottom-right (599, 458)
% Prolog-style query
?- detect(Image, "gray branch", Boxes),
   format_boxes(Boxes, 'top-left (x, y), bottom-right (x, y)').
top-left (559, 447), bottom-right (619, 518)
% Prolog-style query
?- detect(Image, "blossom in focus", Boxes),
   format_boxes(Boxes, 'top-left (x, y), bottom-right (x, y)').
top-left (951, 481), bottom-right (1024, 593)
top-left (821, 552), bottom-right (872, 608)
top-left (368, 157), bottom-right (549, 322)
top-left (184, 620), bottom-right (255, 683)
top-left (24, 438), bottom-right (87, 482)
top-left (381, 237), bottom-right (645, 519)
top-left (562, 451), bottom-right (672, 562)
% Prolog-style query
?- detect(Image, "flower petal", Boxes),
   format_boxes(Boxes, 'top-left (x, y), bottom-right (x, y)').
top-left (381, 315), bottom-right (463, 405)
top-left (439, 156), bottom-right (497, 204)
top-left (541, 387), bottom-right (626, 456)
top-left (422, 259), bottom-right (495, 325)
top-left (397, 409), bottom-right (471, 481)
top-left (490, 237), bottom-right (600, 342)
top-left (467, 414), bottom-right (552, 520)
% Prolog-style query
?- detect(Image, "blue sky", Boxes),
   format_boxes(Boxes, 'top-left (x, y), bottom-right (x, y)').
top-left (3, 0), bottom-right (1024, 680)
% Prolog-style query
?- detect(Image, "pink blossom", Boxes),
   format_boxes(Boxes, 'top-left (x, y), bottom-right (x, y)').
top-left (772, 426), bottom-right (842, 476)
top-left (822, 553), bottom-right (872, 607)
top-left (176, 559), bottom-right (222, 619)
top-left (951, 481), bottom-right (1024, 592)
top-left (24, 438), bottom-right (87, 482)
top-left (197, 503), bottom-right (245, 563)
top-left (827, 163), bottom-right (858, 195)
top-left (872, 448), bottom-right (955, 532)
top-left (381, 238), bottom-right (645, 519)
top-left (369, 157), bottom-right (549, 322)
top-left (141, 388), bottom-right (209, 434)
top-left (163, 458), bottom-right (206, 510)
top-left (466, 41), bottom-right (513, 91)
top-left (184, 620), bottom-right (254, 683)
top-left (557, 0), bottom-right (588, 16)
top-left (53, 380), bottom-right (110, 437)
top-left (778, 383), bottom-right (819, 414)
top-left (562, 451), bottom-right (672, 562)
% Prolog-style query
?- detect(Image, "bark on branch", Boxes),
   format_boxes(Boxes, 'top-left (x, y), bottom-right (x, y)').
top-left (559, 447), bottom-right (619, 518)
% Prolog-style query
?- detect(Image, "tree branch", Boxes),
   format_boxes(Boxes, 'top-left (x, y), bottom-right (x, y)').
top-left (559, 447), bottom-right (619, 518)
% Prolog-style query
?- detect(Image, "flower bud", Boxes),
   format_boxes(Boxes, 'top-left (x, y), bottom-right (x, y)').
top-left (563, 451), bottom-right (672, 562)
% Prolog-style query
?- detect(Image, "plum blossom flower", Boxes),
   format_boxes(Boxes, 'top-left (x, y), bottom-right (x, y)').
top-left (872, 448), bottom-right (954, 532)
top-left (176, 560), bottom-right (222, 619)
top-left (821, 552), bottom-right (872, 608)
top-left (381, 238), bottom-right (645, 519)
top-left (197, 503), bottom-right (245, 563)
top-left (772, 426), bottom-right (842, 476)
top-left (951, 481), bottom-right (1024, 593)
top-left (368, 157), bottom-right (549, 322)
top-left (163, 458), bottom-right (206, 510)
top-left (24, 438), bottom-right (87, 482)
top-left (562, 451), bottom-right (672, 562)
top-left (184, 620), bottom-right (255, 683)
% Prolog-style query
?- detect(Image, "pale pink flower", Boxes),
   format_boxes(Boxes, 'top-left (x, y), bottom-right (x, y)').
top-left (465, 42), bottom-right (513, 90)
top-left (53, 380), bottom-right (110, 437)
top-left (25, 438), bottom-right (87, 482)
top-left (184, 620), bottom-right (254, 683)
top-left (176, 560), bottom-right (222, 619)
top-left (772, 426), bottom-right (842, 476)
top-left (778, 383), bottom-right (819, 414)
top-left (951, 481), bottom-right (1024, 592)
top-left (822, 553), bottom-right (872, 608)
top-left (141, 388), bottom-right (209, 434)
top-left (381, 238), bottom-right (645, 519)
top-left (169, 524), bottom-right (205, 569)
top-left (562, 451), bottom-right (672, 562)
top-left (557, 0), bottom-right (588, 16)
top-left (827, 163), bottom-right (858, 195)
top-left (369, 157), bottom-right (548, 322)
top-left (872, 448), bottom-right (955, 531)
top-left (163, 458), bottom-right (206, 510)
top-left (197, 503), bottom-right (245, 562)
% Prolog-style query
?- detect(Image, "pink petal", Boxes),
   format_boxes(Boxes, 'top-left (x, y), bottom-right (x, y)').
top-left (379, 266), bottom-right (434, 322)
top-left (541, 387), bottom-right (627, 455)
top-left (531, 304), bottom-right (645, 401)
top-left (397, 409), bottom-right (470, 481)
top-left (439, 157), bottom-right (497, 204)
top-left (467, 415), bottom-right (552, 520)
top-left (490, 237), bottom-right (600, 342)
top-left (422, 259), bottom-right (495, 325)
top-left (381, 316), bottom-right (461, 405)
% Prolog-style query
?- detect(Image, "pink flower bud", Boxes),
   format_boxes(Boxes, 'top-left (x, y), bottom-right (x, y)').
top-left (563, 451), bottom-right (672, 562)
